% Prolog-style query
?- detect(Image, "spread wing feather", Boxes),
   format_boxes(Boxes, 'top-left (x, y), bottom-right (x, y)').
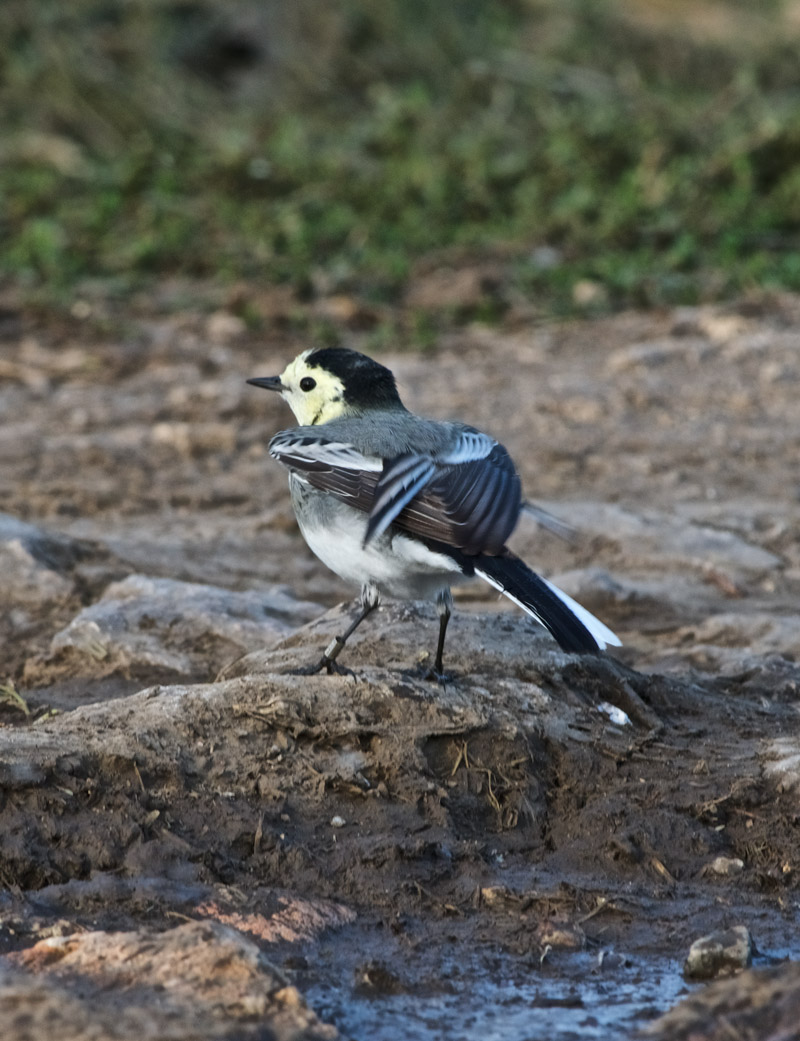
top-left (269, 428), bottom-right (521, 556)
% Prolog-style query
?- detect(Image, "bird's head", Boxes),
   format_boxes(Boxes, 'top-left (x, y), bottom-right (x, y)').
top-left (248, 347), bottom-right (404, 425)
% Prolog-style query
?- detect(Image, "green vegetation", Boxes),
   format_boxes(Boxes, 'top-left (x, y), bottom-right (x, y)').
top-left (3, 0), bottom-right (800, 317)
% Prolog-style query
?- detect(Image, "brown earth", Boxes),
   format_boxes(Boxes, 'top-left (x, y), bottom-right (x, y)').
top-left (1, 284), bottom-right (800, 1039)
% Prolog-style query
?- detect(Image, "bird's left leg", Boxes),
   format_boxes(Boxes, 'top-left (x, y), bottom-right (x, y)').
top-left (296, 583), bottom-right (380, 676)
top-left (428, 588), bottom-right (453, 682)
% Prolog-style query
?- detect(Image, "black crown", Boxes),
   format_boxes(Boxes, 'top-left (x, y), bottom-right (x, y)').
top-left (306, 348), bottom-right (403, 411)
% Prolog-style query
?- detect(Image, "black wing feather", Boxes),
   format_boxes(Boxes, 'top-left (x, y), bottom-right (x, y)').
top-left (363, 455), bottom-right (437, 545)
top-left (410, 443), bottom-right (521, 554)
top-left (270, 431), bottom-right (521, 556)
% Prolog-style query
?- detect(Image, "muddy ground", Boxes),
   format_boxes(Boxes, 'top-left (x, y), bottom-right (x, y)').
top-left (1, 284), bottom-right (800, 1039)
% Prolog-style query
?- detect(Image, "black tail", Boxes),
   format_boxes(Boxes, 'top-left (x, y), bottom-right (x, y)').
top-left (474, 551), bottom-right (609, 654)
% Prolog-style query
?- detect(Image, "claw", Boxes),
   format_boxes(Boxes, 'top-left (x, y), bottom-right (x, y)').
top-left (324, 658), bottom-right (356, 678)
top-left (422, 665), bottom-right (451, 690)
top-left (287, 661), bottom-right (324, 676)
top-left (288, 656), bottom-right (355, 678)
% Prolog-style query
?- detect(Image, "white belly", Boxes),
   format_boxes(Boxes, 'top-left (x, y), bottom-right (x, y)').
top-left (290, 479), bottom-right (466, 601)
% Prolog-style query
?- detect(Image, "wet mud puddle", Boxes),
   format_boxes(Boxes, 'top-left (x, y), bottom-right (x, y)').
top-left (298, 920), bottom-right (800, 1041)
top-left (304, 951), bottom-right (691, 1040)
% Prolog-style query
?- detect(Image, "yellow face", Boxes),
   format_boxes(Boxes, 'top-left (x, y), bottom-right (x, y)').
top-left (278, 350), bottom-right (348, 425)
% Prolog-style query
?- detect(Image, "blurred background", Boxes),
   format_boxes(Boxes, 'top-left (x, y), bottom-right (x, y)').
top-left (2, 0), bottom-right (800, 334)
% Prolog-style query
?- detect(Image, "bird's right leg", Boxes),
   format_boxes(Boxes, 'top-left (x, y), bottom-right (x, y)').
top-left (426, 588), bottom-right (453, 684)
top-left (294, 583), bottom-right (380, 676)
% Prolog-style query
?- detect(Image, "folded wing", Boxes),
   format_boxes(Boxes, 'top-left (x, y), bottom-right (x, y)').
top-left (269, 428), bottom-right (521, 556)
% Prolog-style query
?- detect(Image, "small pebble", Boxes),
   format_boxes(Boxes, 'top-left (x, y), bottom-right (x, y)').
top-left (330, 815), bottom-right (346, 828)
top-left (708, 856), bottom-right (745, 877)
top-left (597, 701), bottom-right (631, 727)
top-left (684, 925), bottom-right (753, 980)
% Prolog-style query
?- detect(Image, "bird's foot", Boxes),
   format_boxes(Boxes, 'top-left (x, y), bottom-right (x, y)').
top-left (288, 655), bottom-right (355, 678)
top-left (287, 661), bottom-right (322, 676)
top-left (422, 664), bottom-right (453, 689)
top-left (427, 671), bottom-right (451, 690)
top-left (287, 630), bottom-right (358, 677)
top-left (323, 658), bottom-right (356, 678)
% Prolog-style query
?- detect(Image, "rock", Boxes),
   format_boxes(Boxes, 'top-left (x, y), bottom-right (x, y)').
top-left (0, 606), bottom-right (673, 897)
top-left (662, 518), bottom-right (780, 574)
top-left (706, 856), bottom-right (745, 877)
top-left (15, 876), bottom-right (356, 947)
top-left (0, 514), bottom-right (83, 567)
top-left (646, 961), bottom-right (800, 1041)
top-left (665, 649), bottom-right (800, 699)
top-left (477, 885), bottom-right (521, 910)
top-left (1, 920), bottom-right (337, 1040)
top-left (674, 613), bottom-right (800, 656)
top-left (0, 536), bottom-right (73, 609)
top-left (698, 313), bottom-right (751, 343)
top-left (763, 736), bottom-right (800, 792)
top-left (554, 503), bottom-right (781, 575)
top-left (548, 566), bottom-right (699, 621)
top-left (549, 567), bottom-right (628, 604)
top-left (596, 701), bottom-right (631, 727)
top-left (31, 575), bottom-right (322, 682)
top-left (62, 514), bottom-right (324, 597)
top-left (354, 961), bottom-right (407, 996)
top-left (0, 513), bottom-right (85, 608)
top-left (683, 925), bottom-right (753, 980)
top-left (596, 949), bottom-right (631, 971)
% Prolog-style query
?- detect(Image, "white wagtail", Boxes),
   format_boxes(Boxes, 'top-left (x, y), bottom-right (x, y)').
top-left (248, 347), bottom-right (620, 677)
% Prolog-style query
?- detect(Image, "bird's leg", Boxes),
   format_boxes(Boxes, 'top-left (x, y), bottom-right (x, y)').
top-left (319, 593), bottom-right (377, 673)
top-left (427, 589), bottom-right (453, 684)
top-left (295, 584), bottom-right (380, 676)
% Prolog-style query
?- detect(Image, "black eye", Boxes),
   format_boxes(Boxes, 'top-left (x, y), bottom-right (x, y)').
top-left (299, 377), bottom-right (316, 392)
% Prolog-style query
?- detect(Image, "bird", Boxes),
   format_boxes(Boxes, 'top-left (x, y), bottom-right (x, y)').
top-left (248, 347), bottom-right (620, 678)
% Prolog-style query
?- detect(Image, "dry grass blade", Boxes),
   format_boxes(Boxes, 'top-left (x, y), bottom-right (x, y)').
top-left (0, 680), bottom-right (30, 716)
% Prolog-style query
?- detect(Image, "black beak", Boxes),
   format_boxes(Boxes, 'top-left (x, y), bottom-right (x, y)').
top-left (247, 376), bottom-right (283, 392)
